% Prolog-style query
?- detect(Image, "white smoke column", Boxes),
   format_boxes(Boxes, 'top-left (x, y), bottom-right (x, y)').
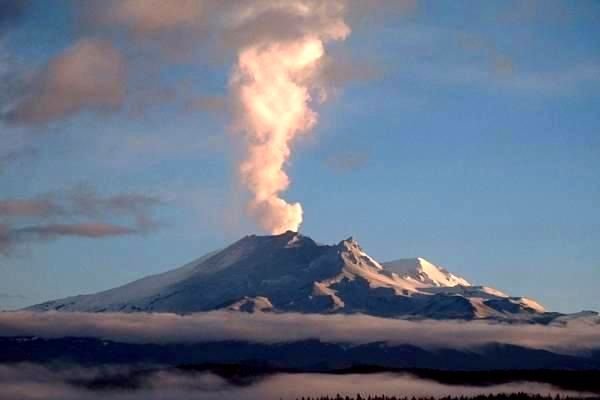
top-left (230, 1), bottom-right (350, 234)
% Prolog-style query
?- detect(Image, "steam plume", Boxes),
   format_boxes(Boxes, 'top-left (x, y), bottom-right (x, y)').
top-left (230, 1), bottom-right (350, 234)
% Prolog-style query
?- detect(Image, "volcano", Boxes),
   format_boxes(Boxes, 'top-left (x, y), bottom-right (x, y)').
top-left (28, 231), bottom-right (564, 322)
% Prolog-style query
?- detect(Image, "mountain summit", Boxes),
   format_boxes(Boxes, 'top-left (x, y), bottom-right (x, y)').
top-left (30, 231), bottom-right (549, 321)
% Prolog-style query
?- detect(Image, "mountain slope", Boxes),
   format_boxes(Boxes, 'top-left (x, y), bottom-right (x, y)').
top-left (383, 257), bottom-right (471, 287)
top-left (29, 231), bottom-right (555, 321)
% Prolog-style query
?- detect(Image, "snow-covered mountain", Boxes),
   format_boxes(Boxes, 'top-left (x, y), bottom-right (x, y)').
top-left (383, 257), bottom-right (471, 287)
top-left (29, 231), bottom-right (560, 321)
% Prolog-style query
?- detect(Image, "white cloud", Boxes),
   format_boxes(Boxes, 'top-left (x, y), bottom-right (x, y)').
top-left (0, 311), bottom-right (599, 354)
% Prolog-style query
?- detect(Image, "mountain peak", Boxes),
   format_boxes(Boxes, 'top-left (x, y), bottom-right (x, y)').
top-left (235, 230), bottom-right (316, 250)
top-left (337, 236), bottom-right (361, 250)
top-left (383, 257), bottom-right (471, 288)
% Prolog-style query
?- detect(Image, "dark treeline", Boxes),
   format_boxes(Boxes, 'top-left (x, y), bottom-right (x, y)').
top-left (293, 395), bottom-right (598, 400)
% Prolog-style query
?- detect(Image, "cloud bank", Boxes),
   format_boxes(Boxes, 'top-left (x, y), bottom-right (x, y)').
top-left (1, 311), bottom-right (599, 354)
top-left (0, 365), bottom-right (593, 400)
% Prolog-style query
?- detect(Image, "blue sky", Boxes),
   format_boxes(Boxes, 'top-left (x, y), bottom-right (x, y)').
top-left (0, 0), bottom-right (598, 313)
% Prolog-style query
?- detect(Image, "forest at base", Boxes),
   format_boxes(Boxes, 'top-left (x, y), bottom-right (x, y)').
top-left (293, 395), bottom-right (597, 400)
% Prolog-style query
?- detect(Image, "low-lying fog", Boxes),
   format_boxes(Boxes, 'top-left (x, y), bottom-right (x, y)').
top-left (1, 311), bottom-right (599, 354)
top-left (0, 364), bottom-right (595, 400)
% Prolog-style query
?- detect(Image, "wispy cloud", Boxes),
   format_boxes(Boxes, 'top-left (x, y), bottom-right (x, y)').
top-left (385, 21), bottom-right (600, 96)
top-left (0, 197), bottom-right (63, 218)
top-left (0, 188), bottom-right (164, 255)
top-left (412, 61), bottom-right (600, 94)
top-left (10, 222), bottom-right (137, 238)
top-left (324, 151), bottom-right (369, 173)
top-left (0, 188), bottom-right (162, 219)
top-left (4, 38), bottom-right (125, 125)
